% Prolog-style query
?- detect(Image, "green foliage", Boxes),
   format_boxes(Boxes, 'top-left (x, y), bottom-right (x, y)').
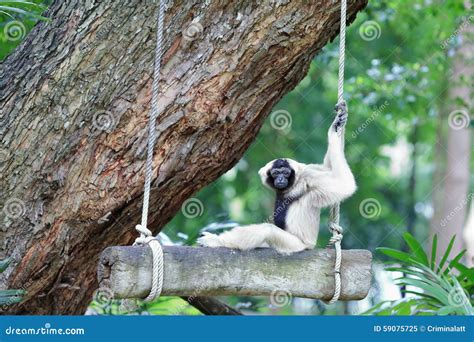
top-left (369, 233), bottom-right (474, 315)
top-left (90, 296), bottom-right (201, 316)
top-left (0, 0), bottom-right (49, 60)
top-left (0, 258), bottom-right (25, 306)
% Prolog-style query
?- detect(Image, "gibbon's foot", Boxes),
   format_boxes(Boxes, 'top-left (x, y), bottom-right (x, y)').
top-left (333, 101), bottom-right (348, 133)
top-left (197, 232), bottom-right (224, 248)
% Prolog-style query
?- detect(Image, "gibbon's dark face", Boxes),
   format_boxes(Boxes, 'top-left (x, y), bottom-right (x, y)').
top-left (266, 159), bottom-right (295, 191)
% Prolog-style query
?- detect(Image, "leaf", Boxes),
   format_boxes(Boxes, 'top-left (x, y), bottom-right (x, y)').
top-left (0, 289), bottom-right (25, 297)
top-left (437, 306), bottom-right (457, 315)
top-left (447, 249), bottom-right (467, 274)
top-left (0, 258), bottom-right (11, 273)
top-left (450, 256), bottom-right (474, 282)
top-left (430, 234), bottom-right (437, 270)
top-left (437, 235), bottom-right (456, 273)
top-left (377, 247), bottom-right (412, 262)
top-left (393, 300), bottom-right (412, 315)
top-left (399, 277), bottom-right (448, 303)
top-left (0, 296), bottom-right (23, 305)
top-left (0, 4), bottom-right (47, 20)
top-left (402, 290), bottom-right (439, 303)
top-left (403, 232), bottom-right (429, 265)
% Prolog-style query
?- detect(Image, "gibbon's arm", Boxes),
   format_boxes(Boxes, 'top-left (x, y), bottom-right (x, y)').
top-left (302, 106), bottom-right (356, 208)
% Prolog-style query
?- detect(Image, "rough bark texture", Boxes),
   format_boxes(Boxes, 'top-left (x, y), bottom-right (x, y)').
top-left (0, 0), bottom-right (368, 314)
top-left (98, 246), bottom-right (372, 301)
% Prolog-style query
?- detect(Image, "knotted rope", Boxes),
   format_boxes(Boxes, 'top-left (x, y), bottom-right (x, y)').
top-left (327, 0), bottom-right (347, 305)
top-left (133, 0), bottom-right (166, 303)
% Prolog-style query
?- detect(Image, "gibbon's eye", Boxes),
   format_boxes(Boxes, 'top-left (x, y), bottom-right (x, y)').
top-left (270, 168), bottom-right (291, 178)
top-left (270, 169), bottom-right (279, 177)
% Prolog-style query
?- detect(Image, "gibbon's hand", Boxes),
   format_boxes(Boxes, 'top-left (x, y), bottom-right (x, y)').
top-left (332, 101), bottom-right (348, 133)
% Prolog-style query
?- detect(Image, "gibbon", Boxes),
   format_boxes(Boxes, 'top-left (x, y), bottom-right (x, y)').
top-left (198, 103), bottom-right (356, 254)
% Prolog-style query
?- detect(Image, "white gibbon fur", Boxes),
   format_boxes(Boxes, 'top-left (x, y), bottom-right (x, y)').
top-left (198, 104), bottom-right (356, 254)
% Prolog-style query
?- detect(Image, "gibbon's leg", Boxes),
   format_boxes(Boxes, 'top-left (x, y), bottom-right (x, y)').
top-left (198, 223), bottom-right (308, 254)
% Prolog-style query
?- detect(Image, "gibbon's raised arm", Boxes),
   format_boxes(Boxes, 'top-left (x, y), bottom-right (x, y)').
top-left (300, 107), bottom-right (356, 208)
top-left (198, 103), bottom-right (357, 253)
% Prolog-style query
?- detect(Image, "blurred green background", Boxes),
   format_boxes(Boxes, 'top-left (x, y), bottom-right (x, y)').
top-left (1, 0), bottom-right (472, 316)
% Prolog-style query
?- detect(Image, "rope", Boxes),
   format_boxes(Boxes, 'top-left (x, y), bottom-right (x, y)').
top-left (133, 0), bottom-right (166, 303)
top-left (327, 0), bottom-right (347, 305)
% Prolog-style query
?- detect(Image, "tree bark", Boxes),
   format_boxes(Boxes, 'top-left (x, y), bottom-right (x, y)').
top-left (0, 0), bottom-right (368, 314)
top-left (429, 9), bottom-right (473, 261)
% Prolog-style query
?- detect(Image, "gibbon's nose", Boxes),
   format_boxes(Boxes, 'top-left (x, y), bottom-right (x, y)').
top-left (274, 177), bottom-right (288, 189)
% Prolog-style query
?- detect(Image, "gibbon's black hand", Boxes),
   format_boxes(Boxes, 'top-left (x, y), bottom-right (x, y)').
top-left (333, 101), bottom-right (348, 133)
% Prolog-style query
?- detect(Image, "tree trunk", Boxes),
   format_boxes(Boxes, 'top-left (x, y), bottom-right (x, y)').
top-left (0, 0), bottom-right (368, 314)
top-left (429, 9), bottom-right (473, 261)
top-left (463, 200), bottom-right (474, 267)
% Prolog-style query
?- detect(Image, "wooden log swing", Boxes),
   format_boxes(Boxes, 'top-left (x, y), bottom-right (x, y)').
top-left (98, 246), bottom-right (372, 301)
